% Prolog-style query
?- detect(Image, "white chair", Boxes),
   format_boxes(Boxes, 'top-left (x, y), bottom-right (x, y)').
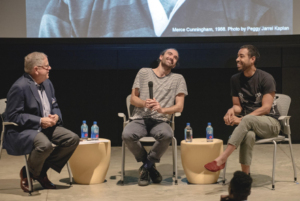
top-left (118, 95), bottom-right (181, 185)
top-left (0, 98), bottom-right (73, 195)
top-left (222, 94), bottom-right (298, 190)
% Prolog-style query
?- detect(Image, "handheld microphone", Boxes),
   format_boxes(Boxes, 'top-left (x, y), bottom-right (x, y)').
top-left (148, 81), bottom-right (153, 99)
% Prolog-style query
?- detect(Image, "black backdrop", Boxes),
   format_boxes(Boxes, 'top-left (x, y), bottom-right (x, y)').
top-left (0, 36), bottom-right (300, 146)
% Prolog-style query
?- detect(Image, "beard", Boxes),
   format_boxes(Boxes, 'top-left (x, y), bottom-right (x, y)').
top-left (161, 59), bottom-right (175, 69)
top-left (237, 62), bottom-right (251, 71)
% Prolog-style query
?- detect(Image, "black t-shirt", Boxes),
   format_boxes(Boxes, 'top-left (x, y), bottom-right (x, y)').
top-left (231, 69), bottom-right (280, 119)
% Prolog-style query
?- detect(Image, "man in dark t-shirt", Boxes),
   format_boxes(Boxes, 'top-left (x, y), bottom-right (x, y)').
top-left (231, 68), bottom-right (280, 119)
top-left (205, 45), bottom-right (281, 174)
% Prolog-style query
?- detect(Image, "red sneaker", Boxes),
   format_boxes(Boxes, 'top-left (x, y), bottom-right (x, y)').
top-left (204, 161), bottom-right (225, 172)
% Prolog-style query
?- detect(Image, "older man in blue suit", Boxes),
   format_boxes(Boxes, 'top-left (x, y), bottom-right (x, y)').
top-left (4, 52), bottom-right (79, 192)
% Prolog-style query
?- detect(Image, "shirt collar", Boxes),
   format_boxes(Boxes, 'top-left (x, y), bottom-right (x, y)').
top-left (27, 74), bottom-right (43, 87)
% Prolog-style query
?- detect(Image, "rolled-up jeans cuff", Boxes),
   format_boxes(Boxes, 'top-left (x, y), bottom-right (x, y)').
top-left (147, 155), bottom-right (160, 163)
top-left (227, 140), bottom-right (239, 149)
top-left (240, 161), bottom-right (251, 166)
top-left (135, 153), bottom-right (148, 163)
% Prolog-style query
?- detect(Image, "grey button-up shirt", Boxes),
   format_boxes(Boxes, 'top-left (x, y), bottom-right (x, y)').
top-left (29, 75), bottom-right (51, 118)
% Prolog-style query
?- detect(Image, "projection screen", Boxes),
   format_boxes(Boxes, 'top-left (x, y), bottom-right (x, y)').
top-left (0, 0), bottom-right (296, 38)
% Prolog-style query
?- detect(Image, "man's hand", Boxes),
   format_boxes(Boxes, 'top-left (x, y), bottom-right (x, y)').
top-left (229, 116), bottom-right (242, 126)
top-left (48, 114), bottom-right (59, 124)
top-left (41, 117), bottom-right (56, 129)
top-left (145, 98), bottom-right (164, 113)
top-left (145, 99), bottom-right (154, 109)
top-left (224, 108), bottom-right (235, 125)
top-left (151, 98), bottom-right (164, 113)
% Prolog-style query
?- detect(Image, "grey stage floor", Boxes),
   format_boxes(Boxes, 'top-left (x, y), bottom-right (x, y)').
top-left (0, 144), bottom-right (299, 201)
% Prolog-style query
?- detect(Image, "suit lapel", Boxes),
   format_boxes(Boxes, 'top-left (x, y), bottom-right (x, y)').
top-left (43, 81), bottom-right (53, 110)
top-left (28, 78), bottom-right (44, 116)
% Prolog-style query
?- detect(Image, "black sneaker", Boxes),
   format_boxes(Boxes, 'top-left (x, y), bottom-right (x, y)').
top-left (138, 166), bottom-right (150, 186)
top-left (148, 165), bottom-right (162, 183)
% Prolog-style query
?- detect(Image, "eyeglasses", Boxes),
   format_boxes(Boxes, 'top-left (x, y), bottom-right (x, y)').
top-left (37, 65), bottom-right (51, 70)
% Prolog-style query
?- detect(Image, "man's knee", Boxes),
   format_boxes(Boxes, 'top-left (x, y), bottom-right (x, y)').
top-left (63, 131), bottom-right (80, 147)
top-left (68, 133), bottom-right (80, 146)
top-left (36, 141), bottom-right (53, 154)
top-left (153, 128), bottom-right (173, 142)
top-left (71, 133), bottom-right (80, 145)
top-left (122, 128), bottom-right (139, 142)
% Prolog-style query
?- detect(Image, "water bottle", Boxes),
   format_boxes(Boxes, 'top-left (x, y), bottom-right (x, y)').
top-left (184, 123), bottom-right (193, 142)
top-left (81, 120), bottom-right (88, 140)
top-left (91, 121), bottom-right (99, 140)
top-left (206, 122), bottom-right (214, 142)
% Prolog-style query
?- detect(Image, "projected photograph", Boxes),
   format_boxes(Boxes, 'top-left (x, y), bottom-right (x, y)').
top-left (26, 0), bottom-right (293, 38)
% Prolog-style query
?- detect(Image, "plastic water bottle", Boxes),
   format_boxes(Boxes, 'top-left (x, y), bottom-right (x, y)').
top-left (184, 123), bottom-right (193, 142)
top-left (81, 120), bottom-right (88, 140)
top-left (91, 121), bottom-right (99, 140)
top-left (206, 122), bottom-right (214, 142)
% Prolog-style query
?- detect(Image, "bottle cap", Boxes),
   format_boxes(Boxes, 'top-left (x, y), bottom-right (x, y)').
top-left (186, 123), bottom-right (190, 126)
top-left (83, 120), bottom-right (86, 124)
top-left (208, 122), bottom-right (211, 126)
top-left (93, 121), bottom-right (97, 125)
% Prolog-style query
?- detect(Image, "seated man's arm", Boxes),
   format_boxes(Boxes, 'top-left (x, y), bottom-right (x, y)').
top-left (224, 96), bottom-right (242, 125)
top-left (130, 88), bottom-right (146, 108)
top-left (151, 93), bottom-right (185, 114)
top-left (6, 85), bottom-right (41, 129)
top-left (249, 92), bottom-right (275, 116)
top-left (232, 96), bottom-right (243, 115)
top-left (228, 92), bottom-right (275, 126)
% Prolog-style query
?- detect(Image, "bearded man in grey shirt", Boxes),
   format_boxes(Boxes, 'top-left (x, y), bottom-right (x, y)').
top-left (122, 48), bottom-right (188, 186)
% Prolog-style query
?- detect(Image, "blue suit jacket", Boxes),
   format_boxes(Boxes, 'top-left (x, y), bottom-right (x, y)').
top-left (4, 73), bottom-right (63, 155)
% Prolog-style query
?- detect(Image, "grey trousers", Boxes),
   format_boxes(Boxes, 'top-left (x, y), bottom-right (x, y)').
top-left (228, 115), bottom-right (281, 166)
top-left (27, 126), bottom-right (80, 177)
top-left (122, 119), bottom-right (173, 163)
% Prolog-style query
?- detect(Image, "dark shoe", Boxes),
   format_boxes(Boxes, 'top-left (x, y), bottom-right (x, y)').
top-left (138, 166), bottom-right (150, 186)
top-left (32, 174), bottom-right (56, 189)
top-left (204, 161), bottom-right (225, 172)
top-left (20, 166), bottom-right (33, 193)
top-left (148, 165), bottom-right (162, 183)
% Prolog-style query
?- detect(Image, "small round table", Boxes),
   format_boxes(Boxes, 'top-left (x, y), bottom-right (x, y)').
top-left (181, 138), bottom-right (223, 184)
top-left (69, 138), bottom-right (111, 184)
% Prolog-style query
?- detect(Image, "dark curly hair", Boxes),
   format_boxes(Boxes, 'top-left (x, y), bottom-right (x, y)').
top-left (229, 171), bottom-right (253, 200)
top-left (240, 45), bottom-right (260, 66)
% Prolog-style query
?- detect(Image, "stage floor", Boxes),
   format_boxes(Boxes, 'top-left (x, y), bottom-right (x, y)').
top-left (0, 144), bottom-right (299, 201)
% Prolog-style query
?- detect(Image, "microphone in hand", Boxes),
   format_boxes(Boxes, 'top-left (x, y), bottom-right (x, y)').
top-left (148, 81), bottom-right (153, 99)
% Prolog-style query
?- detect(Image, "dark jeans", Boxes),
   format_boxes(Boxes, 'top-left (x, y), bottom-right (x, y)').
top-left (27, 126), bottom-right (80, 177)
top-left (122, 119), bottom-right (173, 163)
